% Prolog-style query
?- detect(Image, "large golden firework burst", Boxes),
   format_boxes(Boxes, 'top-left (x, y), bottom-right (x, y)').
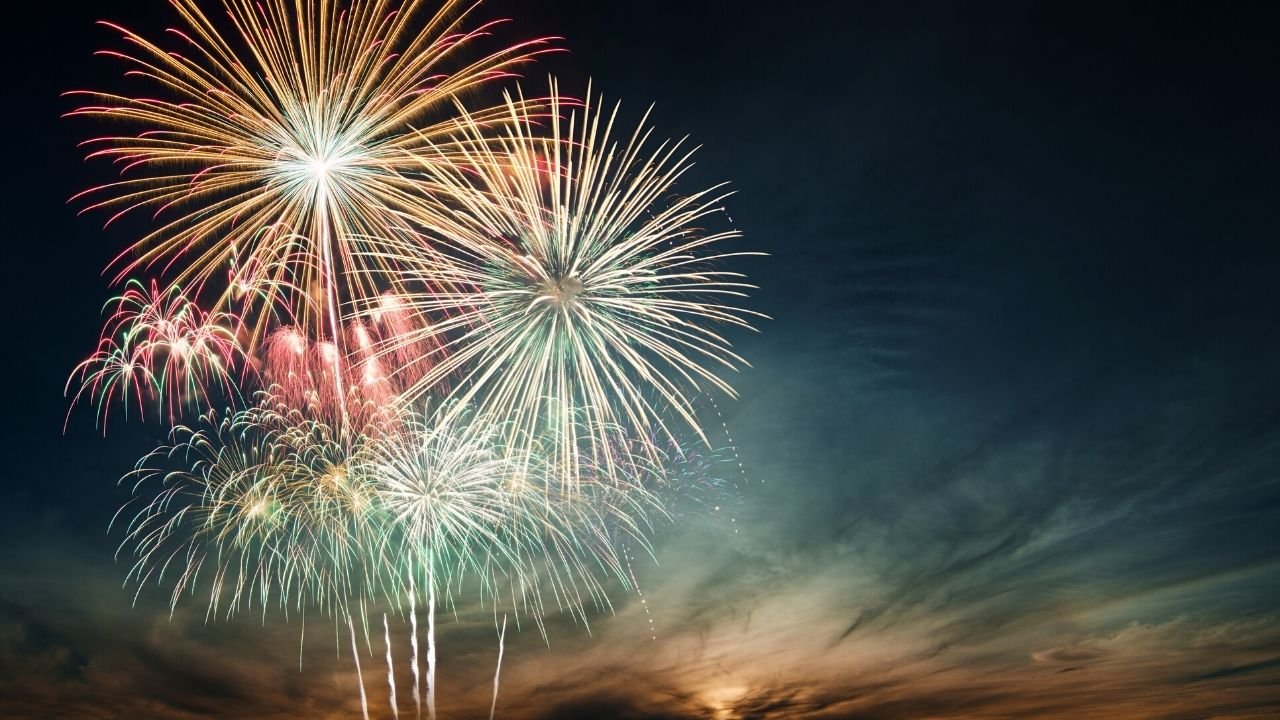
top-left (69, 0), bottom-right (554, 355)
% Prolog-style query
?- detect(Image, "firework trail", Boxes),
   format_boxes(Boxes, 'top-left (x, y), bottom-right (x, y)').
top-left (407, 571), bottom-right (422, 717)
top-left (623, 545), bottom-right (656, 641)
top-left (384, 613), bottom-right (400, 720)
top-left (409, 573), bottom-right (422, 720)
top-left (349, 613), bottom-right (370, 720)
top-left (426, 566), bottom-right (438, 720)
top-left (490, 614), bottom-right (507, 720)
top-left (361, 82), bottom-right (765, 486)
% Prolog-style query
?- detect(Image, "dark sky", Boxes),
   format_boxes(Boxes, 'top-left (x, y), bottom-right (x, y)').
top-left (4, 1), bottom-right (1280, 718)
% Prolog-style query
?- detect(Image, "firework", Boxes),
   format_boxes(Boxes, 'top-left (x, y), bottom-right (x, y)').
top-left (258, 311), bottom-right (435, 429)
top-left (369, 403), bottom-right (520, 720)
top-left (117, 396), bottom-right (387, 621)
top-left (67, 279), bottom-right (243, 430)
top-left (67, 4), bottom-right (764, 715)
top-left (68, 0), bottom-right (555, 360)
top-left (119, 393), bottom-right (663, 716)
top-left (365, 402), bottom-right (653, 718)
top-left (360, 84), bottom-right (765, 484)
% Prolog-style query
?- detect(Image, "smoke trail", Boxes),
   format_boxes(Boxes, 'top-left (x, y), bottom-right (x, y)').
top-left (489, 614), bottom-right (507, 720)
top-left (410, 574), bottom-right (421, 720)
top-left (348, 613), bottom-right (369, 720)
top-left (384, 613), bottom-right (399, 720)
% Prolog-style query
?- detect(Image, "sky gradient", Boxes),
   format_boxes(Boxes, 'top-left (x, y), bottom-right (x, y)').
top-left (4, 1), bottom-right (1280, 718)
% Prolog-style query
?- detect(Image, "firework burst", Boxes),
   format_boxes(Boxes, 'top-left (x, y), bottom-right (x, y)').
top-left (68, 0), bottom-right (555, 356)
top-left (367, 402), bottom-right (662, 718)
top-left (119, 393), bottom-right (664, 717)
top-left (362, 84), bottom-right (765, 483)
top-left (67, 278), bottom-right (243, 430)
top-left (117, 391), bottom-right (394, 622)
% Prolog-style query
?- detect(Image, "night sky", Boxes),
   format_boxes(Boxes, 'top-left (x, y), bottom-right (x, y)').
top-left (5, 1), bottom-right (1280, 718)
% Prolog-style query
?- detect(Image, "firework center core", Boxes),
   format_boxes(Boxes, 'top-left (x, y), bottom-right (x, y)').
top-left (308, 154), bottom-right (335, 181)
top-left (279, 136), bottom-right (361, 192)
top-left (539, 275), bottom-right (585, 309)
